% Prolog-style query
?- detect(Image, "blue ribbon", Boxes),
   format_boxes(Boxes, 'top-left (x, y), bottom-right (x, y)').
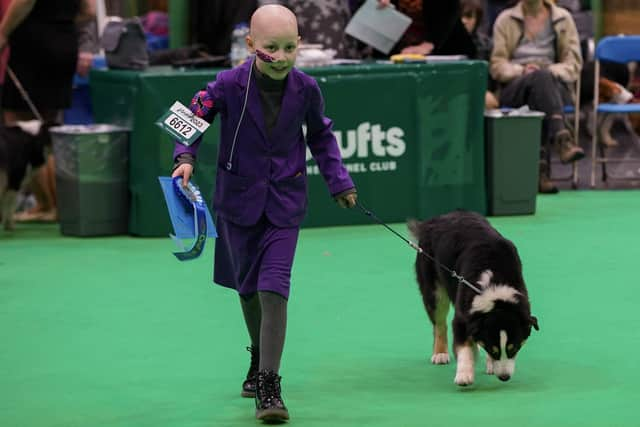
top-left (170, 177), bottom-right (208, 261)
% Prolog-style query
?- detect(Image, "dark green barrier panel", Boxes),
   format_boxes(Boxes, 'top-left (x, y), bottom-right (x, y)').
top-left (91, 62), bottom-right (487, 236)
top-left (304, 69), bottom-right (419, 227)
top-left (415, 62), bottom-right (487, 220)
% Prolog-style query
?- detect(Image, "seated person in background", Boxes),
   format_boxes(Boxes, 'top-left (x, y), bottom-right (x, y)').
top-left (460, 0), bottom-right (498, 109)
top-left (376, 0), bottom-right (476, 58)
top-left (491, 0), bottom-right (583, 194)
top-left (461, 0), bottom-right (491, 61)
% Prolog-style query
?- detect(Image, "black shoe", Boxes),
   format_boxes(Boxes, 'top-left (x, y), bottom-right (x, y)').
top-left (255, 370), bottom-right (289, 422)
top-left (241, 346), bottom-right (259, 398)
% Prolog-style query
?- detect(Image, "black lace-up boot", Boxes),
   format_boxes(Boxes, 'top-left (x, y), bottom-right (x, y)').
top-left (255, 369), bottom-right (289, 422)
top-left (241, 346), bottom-right (259, 397)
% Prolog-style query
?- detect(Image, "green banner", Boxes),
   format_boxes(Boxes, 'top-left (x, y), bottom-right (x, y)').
top-left (91, 62), bottom-right (487, 237)
top-left (305, 70), bottom-right (419, 227)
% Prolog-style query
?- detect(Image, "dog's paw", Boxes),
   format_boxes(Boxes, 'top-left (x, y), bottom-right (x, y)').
top-left (454, 369), bottom-right (475, 386)
top-left (485, 357), bottom-right (494, 375)
top-left (454, 345), bottom-right (475, 386)
top-left (431, 353), bottom-right (450, 364)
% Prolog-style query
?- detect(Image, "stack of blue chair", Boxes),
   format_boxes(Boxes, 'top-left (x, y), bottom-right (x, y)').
top-left (590, 35), bottom-right (640, 187)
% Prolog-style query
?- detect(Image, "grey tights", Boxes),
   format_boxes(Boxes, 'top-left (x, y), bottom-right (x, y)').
top-left (239, 291), bottom-right (287, 373)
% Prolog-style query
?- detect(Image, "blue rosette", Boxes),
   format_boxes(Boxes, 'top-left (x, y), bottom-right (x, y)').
top-left (158, 176), bottom-right (217, 261)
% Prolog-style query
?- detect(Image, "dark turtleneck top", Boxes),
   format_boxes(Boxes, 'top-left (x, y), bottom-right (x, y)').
top-left (253, 63), bottom-right (287, 136)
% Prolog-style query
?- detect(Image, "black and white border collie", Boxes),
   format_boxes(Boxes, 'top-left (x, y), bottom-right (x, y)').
top-left (409, 211), bottom-right (539, 386)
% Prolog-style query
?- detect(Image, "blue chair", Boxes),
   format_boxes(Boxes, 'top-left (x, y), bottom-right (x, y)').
top-left (590, 35), bottom-right (640, 187)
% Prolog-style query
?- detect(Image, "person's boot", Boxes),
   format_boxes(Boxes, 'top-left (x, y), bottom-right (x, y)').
top-left (241, 346), bottom-right (259, 398)
top-left (554, 129), bottom-right (585, 164)
top-left (538, 161), bottom-right (559, 194)
top-left (255, 370), bottom-right (289, 422)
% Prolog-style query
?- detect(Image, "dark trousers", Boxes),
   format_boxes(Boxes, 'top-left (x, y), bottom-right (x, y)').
top-left (500, 69), bottom-right (572, 158)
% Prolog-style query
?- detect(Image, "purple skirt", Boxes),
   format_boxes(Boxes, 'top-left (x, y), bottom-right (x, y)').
top-left (213, 215), bottom-right (299, 299)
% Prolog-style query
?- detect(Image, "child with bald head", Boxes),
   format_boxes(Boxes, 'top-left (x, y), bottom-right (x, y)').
top-left (171, 4), bottom-right (357, 423)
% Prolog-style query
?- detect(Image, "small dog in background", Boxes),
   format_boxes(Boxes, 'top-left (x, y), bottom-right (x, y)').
top-left (409, 211), bottom-right (539, 386)
top-left (0, 121), bottom-right (48, 231)
top-left (595, 77), bottom-right (638, 147)
top-left (628, 65), bottom-right (640, 137)
top-left (630, 104), bottom-right (640, 138)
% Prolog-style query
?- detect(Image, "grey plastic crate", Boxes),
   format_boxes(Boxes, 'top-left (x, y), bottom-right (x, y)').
top-left (51, 124), bottom-right (130, 236)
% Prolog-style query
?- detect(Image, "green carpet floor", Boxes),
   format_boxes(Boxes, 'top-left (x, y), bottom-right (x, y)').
top-left (2, 190), bottom-right (640, 427)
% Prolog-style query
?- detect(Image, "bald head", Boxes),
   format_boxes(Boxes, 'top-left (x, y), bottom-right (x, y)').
top-left (246, 5), bottom-right (300, 79)
top-left (250, 4), bottom-right (298, 41)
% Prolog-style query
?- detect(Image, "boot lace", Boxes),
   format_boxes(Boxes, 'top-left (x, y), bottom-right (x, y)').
top-left (246, 346), bottom-right (259, 379)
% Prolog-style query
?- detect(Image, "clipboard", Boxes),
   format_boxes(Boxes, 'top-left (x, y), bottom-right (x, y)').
top-left (345, 0), bottom-right (412, 54)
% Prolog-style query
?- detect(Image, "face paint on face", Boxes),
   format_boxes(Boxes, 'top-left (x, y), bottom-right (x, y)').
top-left (256, 49), bottom-right (275, 63)
top-left (248, 19), bottom-right (299, 80)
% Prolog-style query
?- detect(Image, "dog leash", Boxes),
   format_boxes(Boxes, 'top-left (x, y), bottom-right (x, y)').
top-left (356, 201), bottom-right (482, 294)
top-left (6, 66), bottom-right (44, 123)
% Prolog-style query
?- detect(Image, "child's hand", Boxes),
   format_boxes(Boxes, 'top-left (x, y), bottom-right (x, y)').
top-left (334, 189), bottom-right (357, 208)
top-left (172, 163), bottom-right (194, 187)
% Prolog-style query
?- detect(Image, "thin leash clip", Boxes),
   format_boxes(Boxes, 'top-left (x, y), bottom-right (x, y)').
top-left (451, 271), bottom-right (482, 294)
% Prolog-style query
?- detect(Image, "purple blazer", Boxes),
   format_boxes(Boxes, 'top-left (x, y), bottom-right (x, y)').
top-left (174, 59), bottom-right (354, 228)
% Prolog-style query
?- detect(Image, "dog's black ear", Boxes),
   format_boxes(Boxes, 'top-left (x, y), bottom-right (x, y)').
top-left (530, 316), bottom-right (539, 331)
